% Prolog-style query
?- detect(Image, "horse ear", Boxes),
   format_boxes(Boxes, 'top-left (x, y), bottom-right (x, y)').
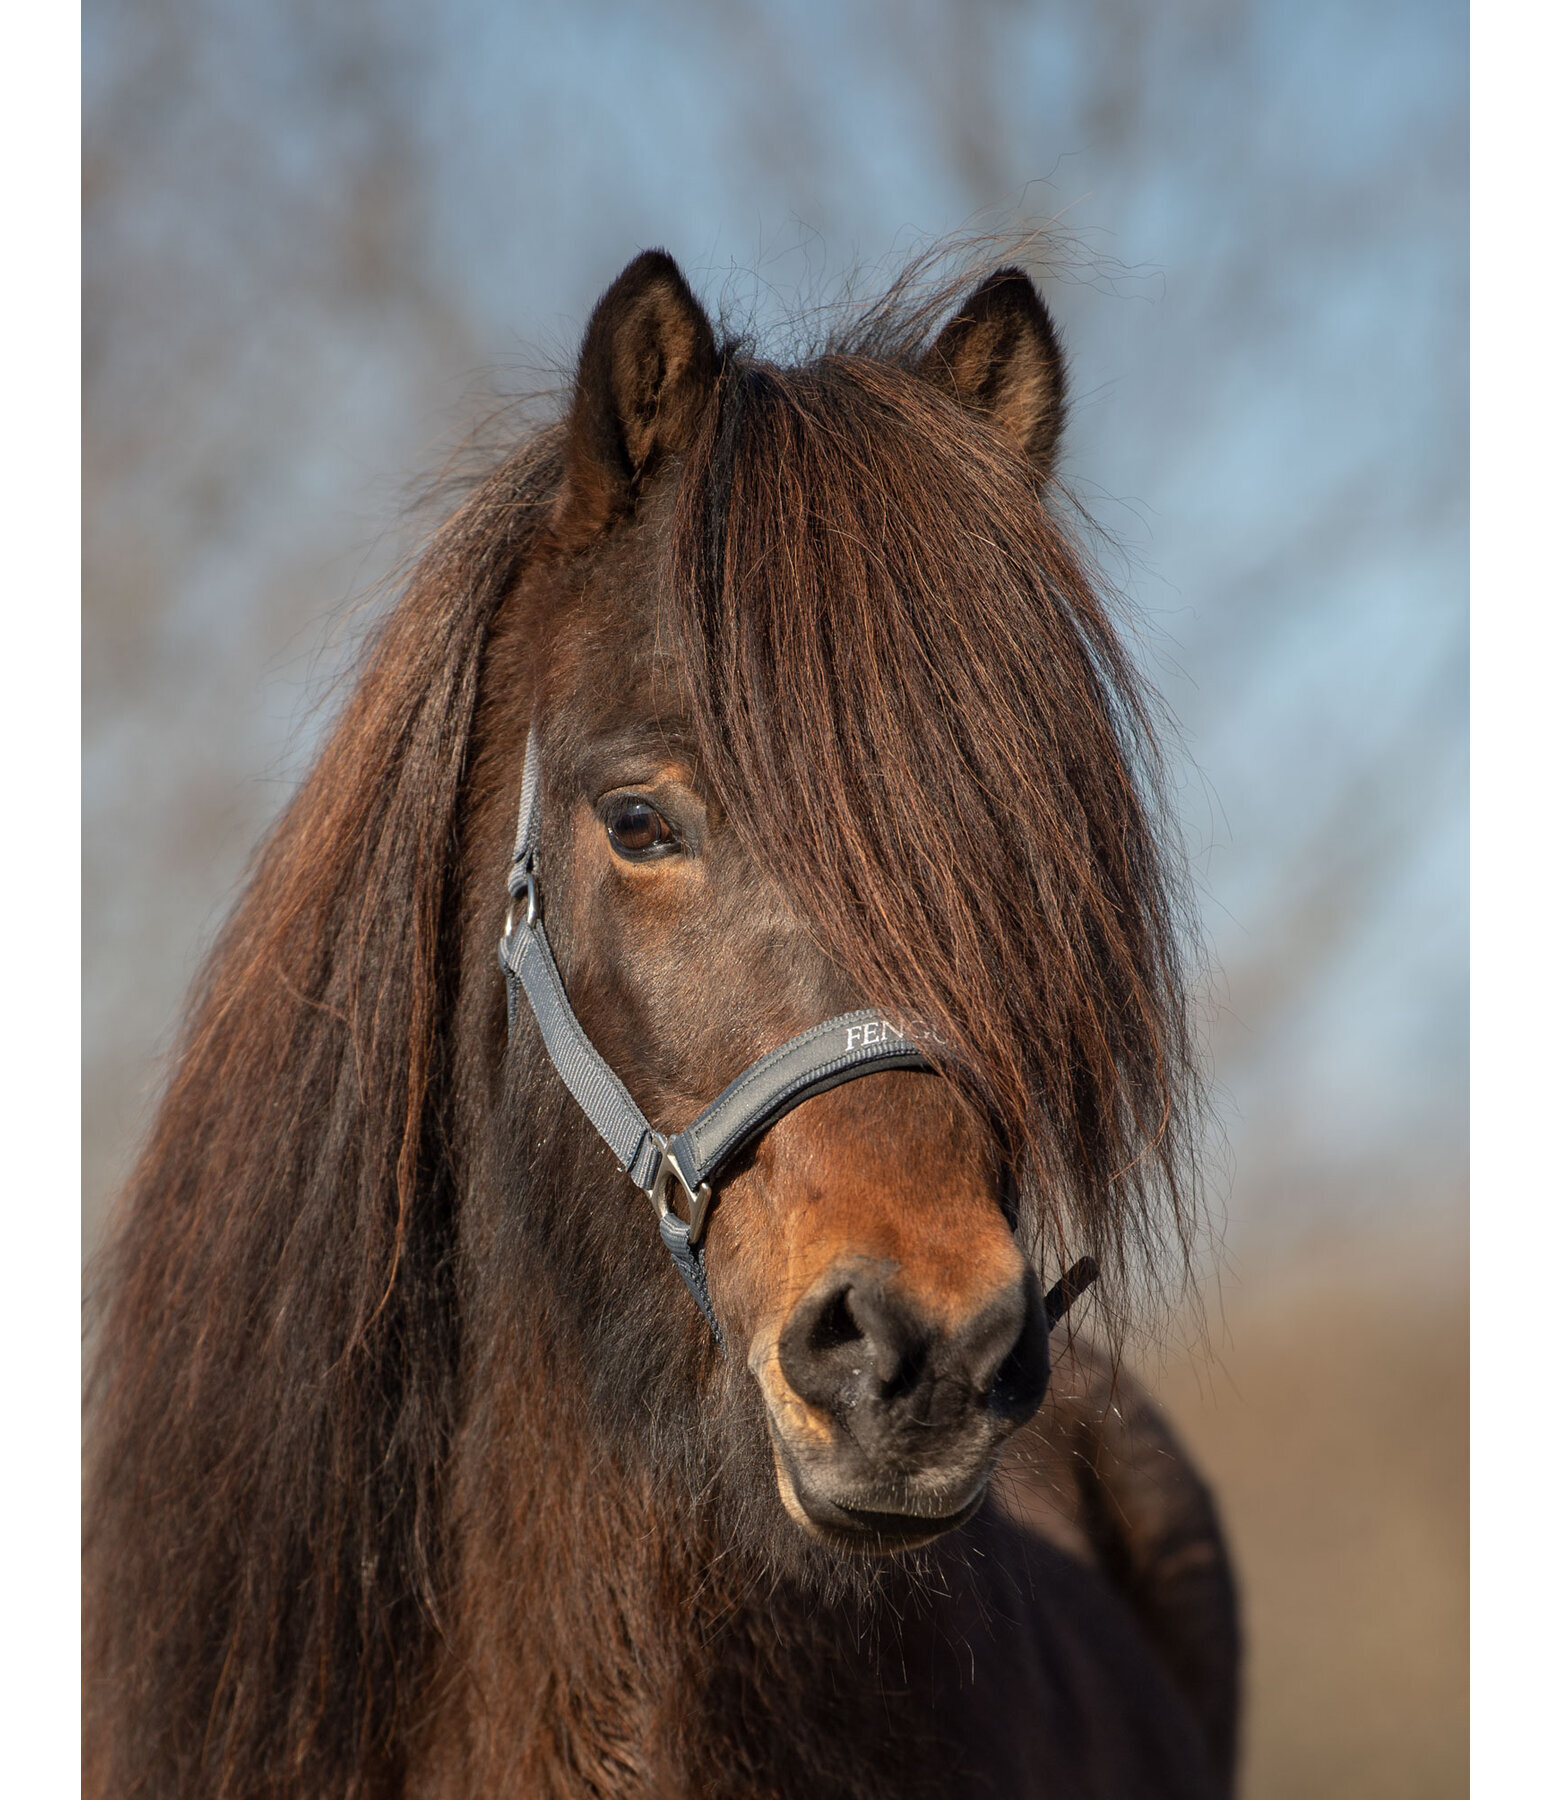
top-left (557, 249), bottom-right (718, 536)
top-left (920, 268), bottom-right (1067, 485)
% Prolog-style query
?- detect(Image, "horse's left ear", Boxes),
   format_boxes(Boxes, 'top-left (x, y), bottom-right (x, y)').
top-left (920, 268), bottom-right (1067, 485)
top-left (557, 249), bottom-right (718, 537)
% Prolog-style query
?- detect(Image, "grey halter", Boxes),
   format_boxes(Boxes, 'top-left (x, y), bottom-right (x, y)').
top-left (497, 724), bottom-right (1096, 1348)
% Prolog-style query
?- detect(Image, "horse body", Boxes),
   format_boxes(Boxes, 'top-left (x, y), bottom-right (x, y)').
top-left (86, 248), bottom-right (1238, 1798)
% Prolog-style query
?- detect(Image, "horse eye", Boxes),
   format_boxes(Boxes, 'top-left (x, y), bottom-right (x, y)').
top-left (603, 798), bottom-right (678, 859)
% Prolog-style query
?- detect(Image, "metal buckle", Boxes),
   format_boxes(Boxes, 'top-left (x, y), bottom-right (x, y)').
top-left (503, 868), bottom-right (539, 938)
top-left (648, 1133), bottom-right (713, 1244)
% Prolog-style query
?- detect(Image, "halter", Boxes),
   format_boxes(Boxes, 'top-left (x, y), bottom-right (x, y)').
top-left (496, 724), bottom-right (1097, 1348)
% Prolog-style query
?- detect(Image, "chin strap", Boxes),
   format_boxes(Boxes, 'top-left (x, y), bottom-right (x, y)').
top-left (496, 723), bottom-right (1097, 1350)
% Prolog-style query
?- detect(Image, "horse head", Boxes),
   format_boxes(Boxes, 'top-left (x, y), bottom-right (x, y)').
top-left (457, 252), bottom-right (1187, 1557)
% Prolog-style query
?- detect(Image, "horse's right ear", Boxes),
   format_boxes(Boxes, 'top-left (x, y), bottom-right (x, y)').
top-left (920, 267), bottom-right (1067, 487)
top-left (556, 250), bottom-right (718, 538)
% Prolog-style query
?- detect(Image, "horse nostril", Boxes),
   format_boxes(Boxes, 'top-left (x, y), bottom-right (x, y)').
top-left (777, 1261), bottom-right (1049, 1434)
top-left (808, 1285), bottom-right (866, 1356)
top-left (984, 1271), bottom-right (1052, 1425)
top-left (779, 1264), bottom-right (927, 1417)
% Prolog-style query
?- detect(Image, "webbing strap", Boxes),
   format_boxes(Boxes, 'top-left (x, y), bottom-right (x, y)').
top-left (666, 1012), bottom-right (932, 1192)
top-left (499, 918), bottom-right (663, 1191)
top-left (512, 719), bottom-right (543, 867)
top-left (658, 1214), bottom-right (724, 1349)
top-left (1041, 1256), bottom-right (1100, 1327)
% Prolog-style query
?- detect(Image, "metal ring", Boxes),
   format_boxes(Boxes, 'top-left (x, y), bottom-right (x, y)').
top-left (503, 870), bottom-right (538, 937)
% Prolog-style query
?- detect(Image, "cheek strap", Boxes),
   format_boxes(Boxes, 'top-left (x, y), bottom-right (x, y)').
top-left (496, 724), bottom-right (1098, 1351)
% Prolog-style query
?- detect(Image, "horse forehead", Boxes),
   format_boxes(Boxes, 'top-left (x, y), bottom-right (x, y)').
top-left (546, 491), bottom-right (685, 695)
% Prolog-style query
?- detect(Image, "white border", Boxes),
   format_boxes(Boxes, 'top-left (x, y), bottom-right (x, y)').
top-left (1472, 2), bottom-right (1545, 1789)
top-left (1, 0), bottom-right (81, 1785)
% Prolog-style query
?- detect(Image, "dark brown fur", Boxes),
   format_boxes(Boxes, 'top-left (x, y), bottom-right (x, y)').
top-left (85, 248), bottom-right (1236, 1798)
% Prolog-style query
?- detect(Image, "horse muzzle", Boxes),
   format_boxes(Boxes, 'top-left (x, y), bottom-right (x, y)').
top-left (752, 1258), bottom-right (1052, 1552)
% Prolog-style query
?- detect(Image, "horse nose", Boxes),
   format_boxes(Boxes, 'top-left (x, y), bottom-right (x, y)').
top-left (777, 1259), bottom-right (1051, 1447)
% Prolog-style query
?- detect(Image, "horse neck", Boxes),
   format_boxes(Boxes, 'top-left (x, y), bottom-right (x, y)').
top-left (430, 1299), bottom-right (749, 1791)
top-left (430, 1368), bottom-right (942, 1799)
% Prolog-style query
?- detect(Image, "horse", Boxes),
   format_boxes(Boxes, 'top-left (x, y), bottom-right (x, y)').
top-left (84, 247), bottom-right (1239, 1799)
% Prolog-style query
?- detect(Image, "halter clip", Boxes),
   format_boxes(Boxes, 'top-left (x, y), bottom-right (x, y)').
top-left (503, 868), bottom-right (538, 938)
top-left (649, 1133), bottom-right (713, 1244)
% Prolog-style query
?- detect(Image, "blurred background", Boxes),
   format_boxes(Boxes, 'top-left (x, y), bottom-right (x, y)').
top-left (83, 1), bottom-right (1466, 1793)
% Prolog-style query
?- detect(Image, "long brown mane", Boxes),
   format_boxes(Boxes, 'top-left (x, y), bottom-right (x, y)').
top-left (85, 435), bottom-right (565, 1794)
top-left (85, 253), bottom-right (1207, 1799)
top-left (673, 323), bottom-right (1200, 1310)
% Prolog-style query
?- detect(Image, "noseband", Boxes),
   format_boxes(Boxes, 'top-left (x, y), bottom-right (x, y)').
top-left (497, 725), bottom-right (1096, 1349)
